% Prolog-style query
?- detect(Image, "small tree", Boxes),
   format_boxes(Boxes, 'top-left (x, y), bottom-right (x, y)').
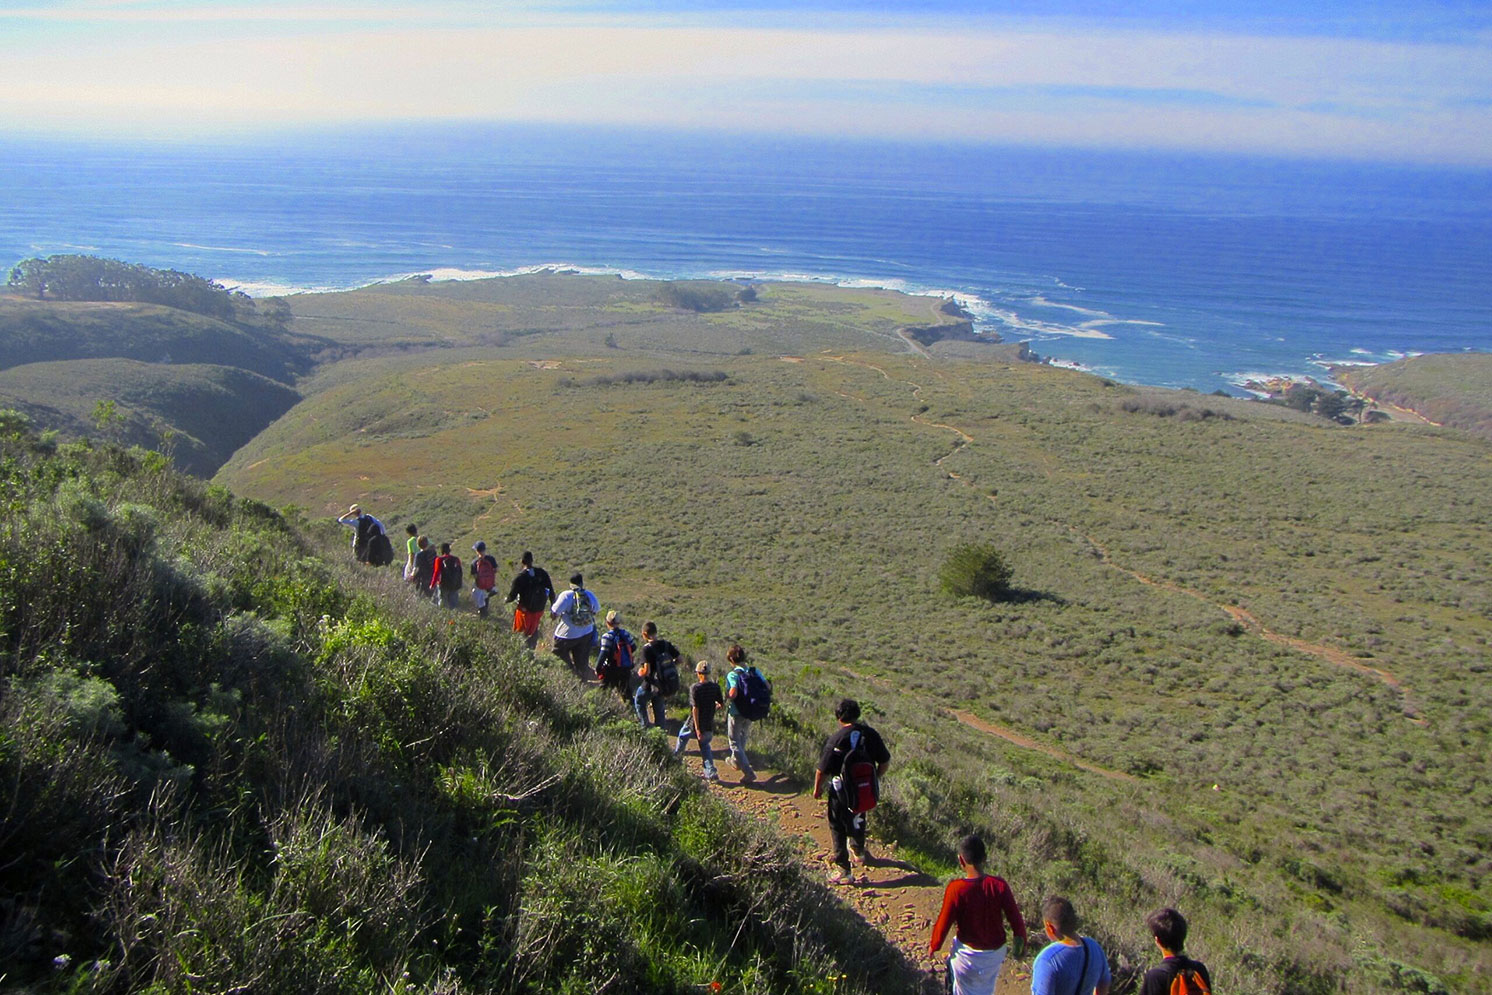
top-left (939, 543), bottom-right (1013, 602)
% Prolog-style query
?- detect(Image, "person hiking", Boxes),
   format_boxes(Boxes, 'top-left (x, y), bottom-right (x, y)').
top-left (430, 542), bottom-right (463, 609)
top-left (504, 551), bottom-right (554, 650)
top-left (402, 523), bottom-right (420, 580)
top-left (723, 645), bottom-right (764, 784)
top-left (673, 660), bottom-right (724, 781)
top-left (1030, 896), bottom-right (1111, 995)
top-left (1140, 908), bottom-right (1212, 995)
top-left (550, 573), bottom-right (599, 678)
top-left (469, 540), bottom-right (499, 618)
top-left (812, 698), bottom-right (890, 883)
top-left (635, 621), bottom-right (680, 730)
top-left (595, 610), bottom-right (637, 701)
top-left (336, 504), bottom-right (386, 564)
top-left (928, 834), bottom-right (1027, 995)
top-left (411, 535), bottom-right (437, 595)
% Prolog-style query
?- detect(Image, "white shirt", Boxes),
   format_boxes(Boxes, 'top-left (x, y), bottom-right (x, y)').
top-left (550, 587), bottom-right (599, 639)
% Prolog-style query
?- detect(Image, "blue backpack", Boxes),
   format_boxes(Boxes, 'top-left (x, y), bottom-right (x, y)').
top-left (733, 666), bottom-right (772, 720)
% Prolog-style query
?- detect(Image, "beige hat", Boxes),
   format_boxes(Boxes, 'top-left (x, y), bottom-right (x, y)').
top-left (348, 504), bottom-right (361, 514)
top-left (695, 660), bottom-right (710, 674)
top-left (605, 609), bottom-right (619, 625)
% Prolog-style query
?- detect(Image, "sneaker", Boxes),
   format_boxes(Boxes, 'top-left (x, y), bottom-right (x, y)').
top-left (740, 773), bottom-right (757, 785)
top-left (704, 769), bottom-right (720, 782)
top-left (827, 867), bottom-right (852, 885)
top-left (849, 841), bottom-right (868, 866)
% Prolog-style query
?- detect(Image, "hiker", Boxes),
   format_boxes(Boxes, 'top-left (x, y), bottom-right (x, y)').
top-left (411, 535), bottom-right (437, 595)
top-left (673, 660), bottom-right (723, 781)
top-left (1140, 908), bottom-right (1212, 995)
top-left (1030, 896), bottom-right (1111, 995)
top-left (636, 621), bottom-right (681, 729)
top-left (928, 834), bottom-right (1027, 995)
top-left (723, 645), bottom-right (766, 784)
top-left (430, 542), bottom-right (463, 609)
top-left (550, 573), bottom-right (600, 678)
top-left (595, 610), bottom-right (637, 700)
top-left (504, 551), bottom-right (554, 650)
top-left (337, 504), bottom-right (389, 564)
top-left (812, 697), bottom-right (890, 883)
top-left (401, 523), bottom-right (420, 580)
top-left (469, 541), bottom-right (499, 618)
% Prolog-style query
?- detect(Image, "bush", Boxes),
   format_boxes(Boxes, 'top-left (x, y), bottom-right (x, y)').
top-left (939, 543), bottom-right (1013, 602)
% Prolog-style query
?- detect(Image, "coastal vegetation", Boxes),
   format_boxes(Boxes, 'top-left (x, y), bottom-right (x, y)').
top-left (0, 258), bottom-right (321, 476)
top-left (3, 266), bottom-right (1489, 993)
top-left (1336, 354), bottom-right (1492, 439)
top-left (0, 421), bottom-right (906, 993)
top-left (218, 274), bottom-right (1490, 994)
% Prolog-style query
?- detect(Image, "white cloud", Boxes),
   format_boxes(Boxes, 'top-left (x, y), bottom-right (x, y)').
top-left (1, 15), bottom-right (1489, 163)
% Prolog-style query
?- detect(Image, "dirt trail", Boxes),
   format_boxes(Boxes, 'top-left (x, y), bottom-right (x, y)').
top-left (815, 352), bottom-right (1425, 724)
top-left (1072, 529), bottom-right (1424, 723)
top-left (677, 747), bottom-right (1033, 995)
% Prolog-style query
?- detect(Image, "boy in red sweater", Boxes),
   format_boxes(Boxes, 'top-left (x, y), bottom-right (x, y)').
top-left (929, 834), bottom-right (1027, 995)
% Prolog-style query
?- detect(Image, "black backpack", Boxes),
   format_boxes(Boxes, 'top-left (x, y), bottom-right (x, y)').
top-left (651, 644), bottom-right (681, 696)
top-left (368, 532), bottom-right (394, 566)
top-left (439, 555), bottom-right (463, 590)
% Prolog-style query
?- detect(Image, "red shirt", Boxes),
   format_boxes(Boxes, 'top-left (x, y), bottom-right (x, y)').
top-left (929, 874), bottom-right (1027, 953)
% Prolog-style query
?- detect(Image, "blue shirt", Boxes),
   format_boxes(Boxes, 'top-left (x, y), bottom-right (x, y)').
top-left (1031, 936), bottom-right (1110, 995)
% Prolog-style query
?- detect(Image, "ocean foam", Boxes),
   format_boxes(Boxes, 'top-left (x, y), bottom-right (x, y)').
top-left (173, 242), bottom-right (273, 257)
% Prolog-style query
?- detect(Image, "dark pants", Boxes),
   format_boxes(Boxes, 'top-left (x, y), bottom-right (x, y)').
top-left (826, 795), bottom-right (866, 873)
top-left (600, 665), bottom-right (633, 701)
top-left (553, 634), bottom-right (593, 678)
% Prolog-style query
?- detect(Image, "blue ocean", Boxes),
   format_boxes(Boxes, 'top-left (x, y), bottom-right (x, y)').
top-left (3, 124), bottom-right (1489, 394)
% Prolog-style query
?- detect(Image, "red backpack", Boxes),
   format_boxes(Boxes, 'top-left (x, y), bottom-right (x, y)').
top-left (473, 555), bottom-right (496, 591)
top-left (837, 729), bottom-right (879, 814)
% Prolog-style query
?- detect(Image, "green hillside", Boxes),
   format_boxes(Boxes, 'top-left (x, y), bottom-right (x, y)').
top-left (0, 297), bottom-right (309, 383)
top-left (217, 275), bottom-right (1492, 994)
top-left (0, 420), bottom-right (908, 994)
top-left (1336, 353), bottom-right (1492, 439)
top-left (0, 359), bottom-right (300, 477)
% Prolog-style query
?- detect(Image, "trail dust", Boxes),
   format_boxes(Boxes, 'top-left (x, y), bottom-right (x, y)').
top-left (673, 741), bottom-right (1034, 995)
top-left (816, 352), bottom-right (1424, 724)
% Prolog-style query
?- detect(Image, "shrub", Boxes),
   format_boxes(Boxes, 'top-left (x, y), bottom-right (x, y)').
top-left (939, 543), bottom-right (1013, 602)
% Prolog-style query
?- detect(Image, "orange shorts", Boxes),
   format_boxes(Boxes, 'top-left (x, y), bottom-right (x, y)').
top-left (513, 607), bottom-right (544, 639)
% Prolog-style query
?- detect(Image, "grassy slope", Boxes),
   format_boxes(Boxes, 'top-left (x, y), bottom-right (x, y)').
top-left (0, 427), bottom-right (910, 994)
top-left (219, 276), bottom-right (1492, 994)
top-left (0, 358), bottom-right (300, 477)
top-left (0, 297), bottom-right (307, 382)
top-left (1337, 353), bottom-right (1492, 439)
top-left (0, 295), bottom-right (322, 476)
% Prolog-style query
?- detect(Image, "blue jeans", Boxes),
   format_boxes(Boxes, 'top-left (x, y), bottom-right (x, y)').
top-left (726, 714), bottom-right (755, 779)
top-left (633, 684), bottom-right (665, 728)
top-left (674, 717), bottom-right (716, 777)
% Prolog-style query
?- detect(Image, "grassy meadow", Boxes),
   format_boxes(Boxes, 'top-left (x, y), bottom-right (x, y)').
top-left (208, 275), bottom-right (1492, 994)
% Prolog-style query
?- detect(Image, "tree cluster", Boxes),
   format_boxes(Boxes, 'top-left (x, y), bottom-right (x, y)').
top-left (7, 255), bottom-right (259, 324)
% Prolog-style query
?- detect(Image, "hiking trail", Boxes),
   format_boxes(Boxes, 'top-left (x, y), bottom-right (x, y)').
top-left (676, 746), bottom-right (1033, 995)
top-left (817, 352), bottom-right (1425, 724)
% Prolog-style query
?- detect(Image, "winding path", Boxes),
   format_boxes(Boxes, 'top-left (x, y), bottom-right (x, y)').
top-left (815, 351), bottom-right (1426, 724)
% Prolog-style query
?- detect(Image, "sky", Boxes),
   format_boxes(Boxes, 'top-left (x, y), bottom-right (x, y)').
top-left (3, 0), bottom-right (1491, 165)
